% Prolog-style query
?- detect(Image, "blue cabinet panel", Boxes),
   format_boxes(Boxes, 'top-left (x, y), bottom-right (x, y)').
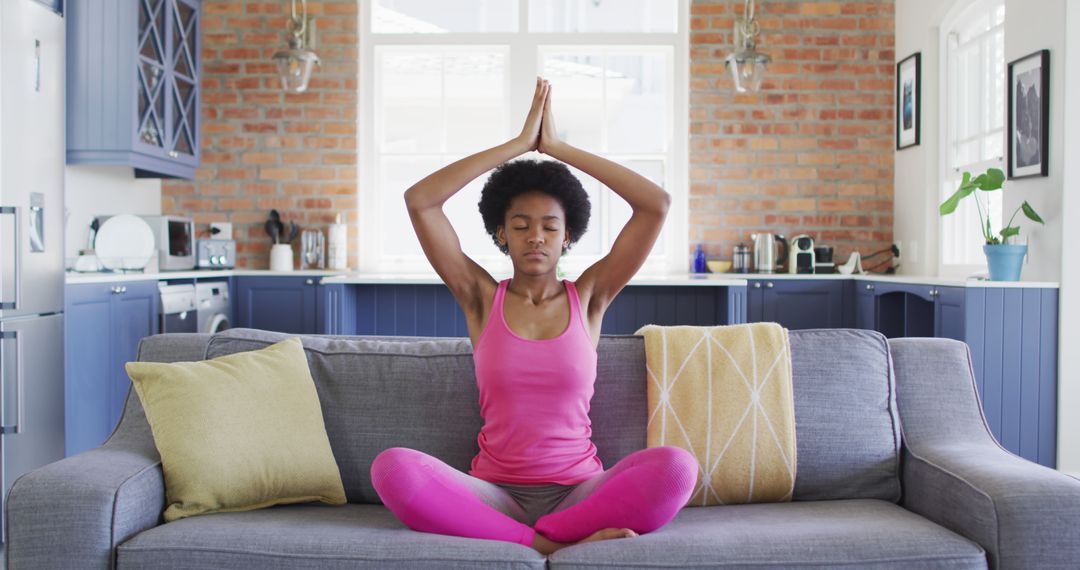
top-left (602, 286), bottom-right (730, 334)
top-left (746, 279), bottom-right (844, 330)
top-left (64, 280), bottom-right (159, 457)
top-left (235, 276), bottom-right (317, 334)
top-left (64, 285), bottom-right (113, 457)
top-left (66, 0), bottom-right (202, 179)
top-left (934, 286), bottom-right (965, 341)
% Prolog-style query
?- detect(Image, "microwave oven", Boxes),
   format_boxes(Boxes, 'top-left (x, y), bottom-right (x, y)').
top-left (140, 215), bottom-right (196, 270)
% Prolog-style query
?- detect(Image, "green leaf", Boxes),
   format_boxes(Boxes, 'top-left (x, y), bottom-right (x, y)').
top-left (986, 218), bottom-right (994, 241)
top-left (1000, 226), bottom-right (1020, 239)
top-left (977, 168), bottom-right (1005, 190)
top-left (939, 184), bottom-right (978, 215)
top-left (1021, 201), bottom-right (1045, 224)
top-left (971, 174), bottom-right (986, 188)
top-left (961, 171), bottom-right (971, 187)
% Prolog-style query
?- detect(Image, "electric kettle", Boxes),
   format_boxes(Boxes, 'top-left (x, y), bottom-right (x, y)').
top-left (750, 233), bottom-right (787, 273)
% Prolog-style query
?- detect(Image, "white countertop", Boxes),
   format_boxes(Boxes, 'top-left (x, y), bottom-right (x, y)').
top-left (66, 269), bottom-right (1060, 289)
top-left (64, 269), bottom-right (345, 284)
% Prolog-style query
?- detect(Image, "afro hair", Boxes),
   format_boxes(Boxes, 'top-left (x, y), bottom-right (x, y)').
top-left (478, 159), bottom-right (591, 255)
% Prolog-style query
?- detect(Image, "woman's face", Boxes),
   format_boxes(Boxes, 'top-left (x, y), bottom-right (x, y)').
top-left (497, 191), bottom-right (570, 275)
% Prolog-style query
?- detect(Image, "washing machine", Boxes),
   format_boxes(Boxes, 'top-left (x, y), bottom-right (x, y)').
top-left (195, 281), bottom-right (231, 333)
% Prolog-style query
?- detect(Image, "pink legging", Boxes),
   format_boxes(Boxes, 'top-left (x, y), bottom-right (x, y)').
top-left (370, 446), bottom-right (698, 547)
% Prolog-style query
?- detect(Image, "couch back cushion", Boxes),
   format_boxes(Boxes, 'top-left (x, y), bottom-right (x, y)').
top-left (205, 327), bottom-right (899, 504)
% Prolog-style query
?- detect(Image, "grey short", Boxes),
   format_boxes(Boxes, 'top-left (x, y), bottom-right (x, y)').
top-left (494, 483), bottom-right (579, 527)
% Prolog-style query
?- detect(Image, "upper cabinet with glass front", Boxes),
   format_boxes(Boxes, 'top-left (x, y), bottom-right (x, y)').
top-left (66, 0), bottom-right (201, 179)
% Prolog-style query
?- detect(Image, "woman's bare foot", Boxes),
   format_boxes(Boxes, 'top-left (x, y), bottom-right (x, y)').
top-left (532, 528), bottom-right (638, 556)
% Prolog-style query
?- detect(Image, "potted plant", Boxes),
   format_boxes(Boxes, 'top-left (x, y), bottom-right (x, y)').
top-left (938, 167), bottom-right (1044, 281)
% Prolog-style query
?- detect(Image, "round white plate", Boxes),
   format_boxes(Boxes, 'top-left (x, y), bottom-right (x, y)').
top-left (95, 214), bottom-right (156, 271)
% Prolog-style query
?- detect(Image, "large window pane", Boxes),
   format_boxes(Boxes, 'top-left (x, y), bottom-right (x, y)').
top-left (529, 0), bottom-right (677, 33)
top-left (445, 52), bottom-right (508, 153)
top-left (379, 51), bottom-right (442, 153)
top-left (564, 165), bottom-right (603, 257)
top-left (442, 165), bottom-right (498, 257)
top-left (606, 53), bottom-right (667, 153)
top-left (373, 0), bottom-right (518, 33)
top-left (379, 157), bottom-right (443, 257)
top-left (542, 54), bottom-right (605, 151)
top-left (606, 161), bottom-right (665, 254)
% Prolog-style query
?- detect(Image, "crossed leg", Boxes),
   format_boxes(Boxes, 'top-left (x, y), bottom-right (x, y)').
top-left (370, 445), bottom-right (699, 550)
top-left (534, 446), bottom-right (699, 544)
top-left (370, 447), bottom-right (537, 546)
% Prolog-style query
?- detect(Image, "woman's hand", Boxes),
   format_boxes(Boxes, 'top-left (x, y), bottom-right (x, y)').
top-left (516, 77), bottom-right (549, 152)
top-left (538, 82), bottom-right (564, 156)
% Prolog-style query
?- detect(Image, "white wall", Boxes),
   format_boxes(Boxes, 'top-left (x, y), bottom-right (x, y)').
top-left (1058, 0), bottom-right (1080, 477)
top-left (895, 0), bottom-right (1075, 474)
top-left (64, 166), bottom-right (161, 268)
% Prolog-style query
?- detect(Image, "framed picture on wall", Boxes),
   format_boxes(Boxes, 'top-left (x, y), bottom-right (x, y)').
top-left (1007, 49), bottom-right (1050, 179)
top-left (896, 53), bottom-right (920, 150)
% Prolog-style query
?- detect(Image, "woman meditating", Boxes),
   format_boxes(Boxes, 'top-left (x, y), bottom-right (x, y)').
top-left (370, 77), bottom-right (698, 556)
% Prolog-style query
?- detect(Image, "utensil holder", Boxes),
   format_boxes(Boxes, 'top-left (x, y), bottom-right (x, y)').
top-left (269, 243), bottom-right (294, 272)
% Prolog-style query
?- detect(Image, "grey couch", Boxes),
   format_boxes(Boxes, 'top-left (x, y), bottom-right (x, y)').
top-left (6, 328), bottom-right (1080, 569)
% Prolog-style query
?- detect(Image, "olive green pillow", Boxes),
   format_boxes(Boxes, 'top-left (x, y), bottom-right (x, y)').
top-left (125, 337), bottom-right (347, 522)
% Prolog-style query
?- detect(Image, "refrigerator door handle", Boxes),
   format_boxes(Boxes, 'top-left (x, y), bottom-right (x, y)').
top-left (1, 206), bottom-right (22, 310)
top-left (0, 330), bottom-right (23, 434)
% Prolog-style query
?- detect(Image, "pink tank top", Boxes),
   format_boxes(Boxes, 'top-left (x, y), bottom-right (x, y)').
top-left (469, 279), bottom-right (604, 485)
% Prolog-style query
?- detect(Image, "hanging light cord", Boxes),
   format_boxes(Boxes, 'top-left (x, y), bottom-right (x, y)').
top-left (289, 0), bottom-right (308, 45)
top-left (738, 0), bottom-right (760, 49)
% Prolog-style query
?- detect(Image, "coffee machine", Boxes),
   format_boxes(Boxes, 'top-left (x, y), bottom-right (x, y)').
top-left (788, 234), bottom-right (815, 274)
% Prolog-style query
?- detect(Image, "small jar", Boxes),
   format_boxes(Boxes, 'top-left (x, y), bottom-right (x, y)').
top-left (732, 244), bottom-right (751, 273)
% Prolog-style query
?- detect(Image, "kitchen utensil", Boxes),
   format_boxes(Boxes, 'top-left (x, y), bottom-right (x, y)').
top-left (285, 221), bottom-right (299, 244)
top-left (266, 209), bottom-right (285, 244)
top-left (707, 260), bottom-right (732, 273)
top-left (300, 229), bottom-right (324, 269)
top-left (94, 214), bottom-right (156, 271)
top-left (750, 233), bottom-right (787, 273)
top-left (788, 234), bottom-right (815, 274)
top-left (732, 243), bottom-right (751, 273)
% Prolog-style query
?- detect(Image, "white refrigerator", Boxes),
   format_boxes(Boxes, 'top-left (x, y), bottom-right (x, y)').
top-left (0, 0), bottom-right (66, 541)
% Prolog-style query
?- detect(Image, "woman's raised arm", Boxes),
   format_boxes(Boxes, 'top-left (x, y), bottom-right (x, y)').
top-left (404, 78), bottom-right (550, 307)
top-left (538, 85), bottom-right (671, 311)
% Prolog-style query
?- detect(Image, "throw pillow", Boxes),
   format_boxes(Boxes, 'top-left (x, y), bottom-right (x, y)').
top-left (125, 337), bottom-right (347, 522)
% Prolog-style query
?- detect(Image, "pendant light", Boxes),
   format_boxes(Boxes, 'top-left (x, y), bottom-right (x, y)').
top-left (272, 0), bottom-right (320, 94)
top-left (724, 0), bottom-right (771, 93)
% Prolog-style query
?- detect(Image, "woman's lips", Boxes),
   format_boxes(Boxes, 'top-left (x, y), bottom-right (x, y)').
top-left (525, 250), bottom-right (546, 258)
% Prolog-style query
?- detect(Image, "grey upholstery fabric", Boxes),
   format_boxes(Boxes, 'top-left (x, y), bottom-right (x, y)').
top-left (4, 333), bottom-right (211, 570)
top-left (206, 327), bottom-right (901, 504)
top-left (549, 500), bottom-right (985, 569)
top-left (117, 503), bottom-right (546, 569)
top-left (788, 329), bottom-right (901, 501)
top-left (891, 338), bottom-right (1080, 570)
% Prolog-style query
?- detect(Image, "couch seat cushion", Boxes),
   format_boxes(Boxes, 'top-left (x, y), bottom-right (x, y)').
top-left (548, 500), bottom-right (986, 569)
top-left (117, 503), bottom-right (546, 570)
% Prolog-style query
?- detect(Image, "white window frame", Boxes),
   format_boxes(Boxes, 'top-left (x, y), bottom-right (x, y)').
top-left (357, 0), bottom-right (690, 276)
top-left (937, 0), bottom-right (1005, 278)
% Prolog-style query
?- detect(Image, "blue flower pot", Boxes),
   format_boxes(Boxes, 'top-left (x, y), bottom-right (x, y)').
top-left (983, 244), bottom-right (1027, 281)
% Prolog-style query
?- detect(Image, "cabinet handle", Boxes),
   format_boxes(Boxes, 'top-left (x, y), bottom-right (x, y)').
top-left (765, 282), bottom-right (774, 288)
top-left (110, 286), bottom-right (119, 294)
top-left (120, 285), bottom-right (127, 294)
top-left (929, 288), bottom-right (937, 297)
top-left (168, 150), bottom-right (179, 158)
top-left (1, 331), bottom-right (23, 434)
top-left (305, 279), bottom-right (314, 285)
top-left (865, 283), bottom-right (875, 291)
top-left (753, 282), bottom-right (761, 289)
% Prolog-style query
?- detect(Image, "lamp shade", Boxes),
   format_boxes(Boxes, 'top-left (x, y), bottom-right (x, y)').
top-left (724, 50), bottom-right (771, 93)
top-left (273, 48), bottom-right (320, 93)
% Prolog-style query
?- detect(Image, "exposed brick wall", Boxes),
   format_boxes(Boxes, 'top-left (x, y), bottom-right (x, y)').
top-left (689, 0), bottom-right (895, 270)
top-left (167, 0), bottom-right (894, 272)
top-left (162, 1), bottom-right (358, 269)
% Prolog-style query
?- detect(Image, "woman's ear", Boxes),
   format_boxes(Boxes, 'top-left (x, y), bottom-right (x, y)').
top-left (496, 225), bottom-right (506, 246)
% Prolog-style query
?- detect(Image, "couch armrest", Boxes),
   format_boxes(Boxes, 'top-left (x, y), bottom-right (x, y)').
top-left (890, 338), bottom-right (1080, 569)
top-left (6, 443), bottom-right (164, 569)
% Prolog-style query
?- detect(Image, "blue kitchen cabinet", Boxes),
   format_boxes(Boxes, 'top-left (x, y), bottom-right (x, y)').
top-left (66, 0), bottom-right (201, 179)
top-left (745, 278), bottom-right (846, 330)
top-left (854, 281), bottom-right (963, 339)
top-left (934, 286), bottom-right (965, 341)
top-left (235, 276), bottom-right (319, 334)
top-left (64, 280), bottom-right (159, 456)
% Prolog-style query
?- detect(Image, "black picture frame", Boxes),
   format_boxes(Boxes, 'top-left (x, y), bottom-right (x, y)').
top-left (896, 53), bottom-right (921, 150)
top-left (1007, 49), bottom-right (1050, 179)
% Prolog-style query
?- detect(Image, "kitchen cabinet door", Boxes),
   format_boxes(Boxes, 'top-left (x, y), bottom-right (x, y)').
top-left (854, 281), bottom-right (877, 330)
top-left (933, 286), bottom-right (965, 341)
top-left (66, 0), bottom-right (202, 179)
top-left (109, 281), bottom-right (159, 428)
top-left (235, 276), bottom-right (319, 334)
top-left (747, 279), bottom-right (845, 330)
top-left (64, 280), bottom-right (159, 457)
